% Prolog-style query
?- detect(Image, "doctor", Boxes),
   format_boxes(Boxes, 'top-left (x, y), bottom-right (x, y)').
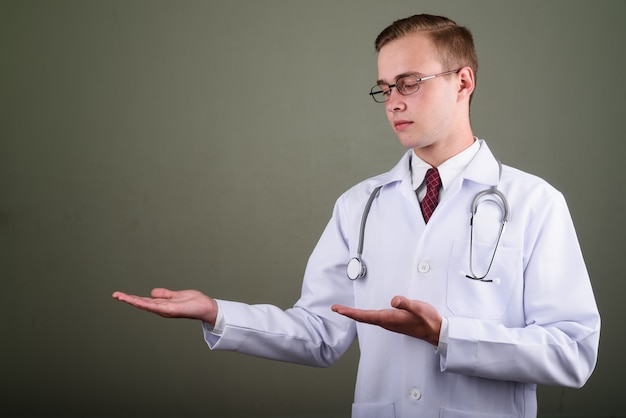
top-left (113, 14), bottom-right (600, 418)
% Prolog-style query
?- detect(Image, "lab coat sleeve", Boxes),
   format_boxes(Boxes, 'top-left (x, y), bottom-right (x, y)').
top-left (202, 195), bottom-right (358, 368)
top-left (441, 191), bottom-right (600, 387)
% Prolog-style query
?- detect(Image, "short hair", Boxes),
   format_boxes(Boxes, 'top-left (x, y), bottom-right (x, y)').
top-left (375, 14), bottom-right (478, 89)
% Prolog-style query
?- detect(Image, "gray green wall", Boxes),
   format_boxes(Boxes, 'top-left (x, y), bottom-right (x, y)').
top-left (2, 1), bottom-right (624, 417)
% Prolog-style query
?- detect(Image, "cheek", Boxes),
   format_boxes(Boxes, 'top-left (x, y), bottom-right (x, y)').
top-left (384, 109), bottom-right (396, 126)
top-left (420, 94), bottom-right (451, 122)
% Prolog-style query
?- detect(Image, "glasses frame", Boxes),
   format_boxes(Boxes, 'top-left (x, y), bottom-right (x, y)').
top-left (369, 68), bottom-right (462, 103)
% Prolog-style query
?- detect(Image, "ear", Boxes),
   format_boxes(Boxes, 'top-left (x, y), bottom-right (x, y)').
top-left (457, 67), bottom-right (475, 101)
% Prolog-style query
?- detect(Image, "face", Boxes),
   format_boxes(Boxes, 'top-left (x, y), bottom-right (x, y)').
top-left (377, 32), bottom-right (472, 162)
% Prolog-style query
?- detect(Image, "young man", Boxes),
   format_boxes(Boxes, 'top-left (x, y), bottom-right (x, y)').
top-left (113, 14), bottom-right (600, 417)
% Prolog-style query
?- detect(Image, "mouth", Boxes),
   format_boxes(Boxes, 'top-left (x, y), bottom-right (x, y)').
top-left (394, 120), bottom-right (413, 130)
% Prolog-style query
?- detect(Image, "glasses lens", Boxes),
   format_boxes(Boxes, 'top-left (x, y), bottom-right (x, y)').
top-left (370, 85), bottom-right (390, 103)
top-left (396, 75), bottom-right (420, 95)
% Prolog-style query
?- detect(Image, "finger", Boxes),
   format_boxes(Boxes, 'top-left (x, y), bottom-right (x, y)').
top-left (122, 296), bottom-right (177, 317)
top-left (112, 291), bottom-right (141, 303)
top-left (333, 306), bottom-right (381, 323)
top-left (332, 305), bottom-right (365, 318)
top-left (331, 304), bottom-right (355, 318)
top-left (151, 288), bottom-right (176, 299)
top-left (391, 296), bottom-right (431, 320)
top-left (116, 294), bottom-right (152, 308)
top-left (331, 304), bottom-right (348, 313)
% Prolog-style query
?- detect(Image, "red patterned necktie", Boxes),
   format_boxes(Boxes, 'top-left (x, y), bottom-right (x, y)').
top-left (420, 168), bottom-right (441, 223)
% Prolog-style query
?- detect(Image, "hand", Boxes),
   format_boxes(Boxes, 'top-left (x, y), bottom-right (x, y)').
top-left (331, 296), bottom-right (442, 346)
top-left (112, 288), bottom-right (218, 325)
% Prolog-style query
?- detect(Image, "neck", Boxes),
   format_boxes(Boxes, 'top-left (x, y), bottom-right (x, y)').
top-left (413, 132), bottom-right (476, 167)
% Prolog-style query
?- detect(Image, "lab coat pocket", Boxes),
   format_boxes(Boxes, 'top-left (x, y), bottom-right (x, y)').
top-left (352, 402), bottom-right (395, 418)
top-left (439, 407), bottom-right (515, 417)
top-left (446, 239), bottom-right (521, 319)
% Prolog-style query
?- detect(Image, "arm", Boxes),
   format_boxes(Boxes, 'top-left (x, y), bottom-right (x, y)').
top-left (441, 191), bottom-right (600, 387)
top-left (333, 190), bottom-right (600, 387)
top-left (113, 194), bottom-right (359, 368)
top-left (204, 197), bottom-right (358, 367)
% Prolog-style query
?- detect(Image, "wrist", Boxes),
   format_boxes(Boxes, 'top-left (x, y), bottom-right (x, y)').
top-left (202, 297), bottom-right (219, 325)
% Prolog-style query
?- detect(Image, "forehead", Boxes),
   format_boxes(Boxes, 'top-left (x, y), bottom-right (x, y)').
top-left (377, 32), bottom-right (442, 81)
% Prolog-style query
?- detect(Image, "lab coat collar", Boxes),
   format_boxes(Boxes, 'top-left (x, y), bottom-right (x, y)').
top-left (462, 140), bottom-right (502, 187)
top-left (371, 150), bottom-right (413, 190)
top-left (371, 139), bottom-right (501, 190)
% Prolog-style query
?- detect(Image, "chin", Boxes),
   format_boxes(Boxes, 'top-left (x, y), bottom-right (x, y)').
top-left (397, 136), bottom-right (424, 150)
top-left (394, 133), bottom-right (414, 148)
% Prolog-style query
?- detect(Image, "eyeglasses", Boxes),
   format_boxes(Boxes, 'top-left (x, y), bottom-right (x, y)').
top-left (369, 69), bottom-right (461, 103)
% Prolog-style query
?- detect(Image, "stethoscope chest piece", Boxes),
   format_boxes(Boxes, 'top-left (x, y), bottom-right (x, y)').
top-left (345, 160), bottom-right (510, 283)
top-left (347, 257), bottom-right (366, 281)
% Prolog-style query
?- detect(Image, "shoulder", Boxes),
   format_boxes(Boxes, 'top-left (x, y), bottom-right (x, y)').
top-left (338, 150), bottom-right (412, 206)
top-left (500, 164), bottom-right (563, 198)
top-left (498, 164), bottom-right (572, 227)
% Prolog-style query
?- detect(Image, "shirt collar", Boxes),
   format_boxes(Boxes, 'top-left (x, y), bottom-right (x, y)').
top-left (411, 139), bottom-right (481, 191)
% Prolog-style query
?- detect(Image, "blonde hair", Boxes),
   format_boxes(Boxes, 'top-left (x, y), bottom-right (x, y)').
top-left (375, 14), bottom-right (478, 94)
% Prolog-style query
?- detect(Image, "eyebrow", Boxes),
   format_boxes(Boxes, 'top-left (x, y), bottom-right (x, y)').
top-left (376, 71), bottom-right (423, 85)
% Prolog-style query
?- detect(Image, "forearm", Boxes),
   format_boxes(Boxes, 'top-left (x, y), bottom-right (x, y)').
top-left (203, 299), bottom-right (356, 367)
top-left (441, 315), bottom-right (600, 387)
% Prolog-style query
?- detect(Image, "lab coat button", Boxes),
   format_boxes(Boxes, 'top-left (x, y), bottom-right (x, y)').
top-left (418, 262), bottom-right (430, 273)
top-left (409, 388), bottom-right (422, 401)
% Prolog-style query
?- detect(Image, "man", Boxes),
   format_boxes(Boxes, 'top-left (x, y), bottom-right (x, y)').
top-left (113, 14), bottom-right (600, 417)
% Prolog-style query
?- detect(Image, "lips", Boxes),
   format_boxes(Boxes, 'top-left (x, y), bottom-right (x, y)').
top-left (394, 120), bottom-right (413, 130)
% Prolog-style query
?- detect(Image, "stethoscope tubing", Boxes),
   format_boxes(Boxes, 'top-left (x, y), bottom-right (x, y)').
top-left (466, 187), bottom-right (509, 281)
top-left (347, 161), bottom-right (509, 283)
top-left (347, 185), bottom-right (382, 281)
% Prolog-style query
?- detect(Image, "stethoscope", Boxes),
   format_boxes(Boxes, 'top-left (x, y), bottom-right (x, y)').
top-left (346, 163), bottom-right (510, 283)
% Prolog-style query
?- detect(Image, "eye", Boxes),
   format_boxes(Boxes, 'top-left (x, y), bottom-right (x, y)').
top-left (376, 85), bottom-right (391, 95)
top-left (397, 77), bottom-right (419, 93)
top-left (371, 85), bottom-right (392, 98)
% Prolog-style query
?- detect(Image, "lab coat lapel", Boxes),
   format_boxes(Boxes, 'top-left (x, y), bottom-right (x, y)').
top-left (437, 140), bottom-right (501, 212)
top-left (375, 150), bottom-right (420, 211)
top-left (461, 141), bottom-right (501, 188)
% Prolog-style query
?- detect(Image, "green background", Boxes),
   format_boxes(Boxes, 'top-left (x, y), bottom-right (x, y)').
top-left (2, 1), bottom-right (624, 417)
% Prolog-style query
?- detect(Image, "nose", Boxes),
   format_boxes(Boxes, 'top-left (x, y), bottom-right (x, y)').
top-left (385, 88), bottom-right (406, 112)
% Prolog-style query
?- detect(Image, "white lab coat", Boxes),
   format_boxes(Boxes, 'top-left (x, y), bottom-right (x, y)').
top-left (204, 140), bottom-right (600, 418)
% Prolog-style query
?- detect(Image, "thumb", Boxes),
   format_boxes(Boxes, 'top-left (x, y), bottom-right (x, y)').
top-left (391, 295), bottom-right (410, 310)
top-left (151, 287), bottom-right (176, 299)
